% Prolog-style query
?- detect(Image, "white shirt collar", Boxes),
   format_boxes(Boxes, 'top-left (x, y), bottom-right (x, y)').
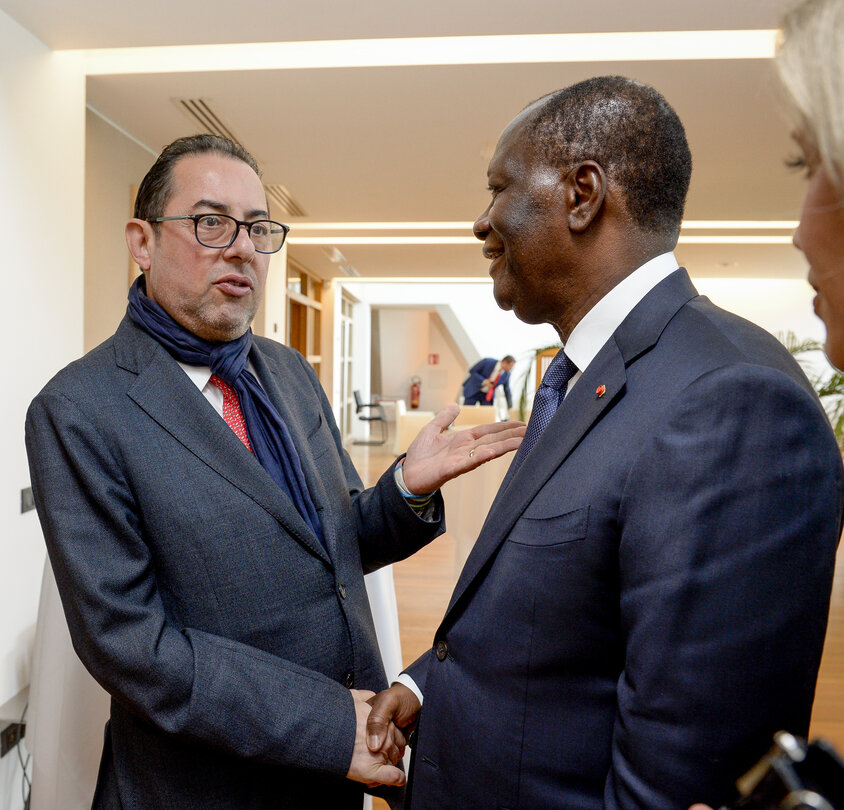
top-left (176, 361), bottom-right (259, 391)
top-left (564, 252), bottom-right (679, 376)
top-left (178, 363), bottom-right (213, 391)
top-left (176, 361), bottom-right (260, 419)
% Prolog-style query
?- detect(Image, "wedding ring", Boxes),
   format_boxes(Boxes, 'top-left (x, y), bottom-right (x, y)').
top-left (469, 449), bottom-right (476, 458)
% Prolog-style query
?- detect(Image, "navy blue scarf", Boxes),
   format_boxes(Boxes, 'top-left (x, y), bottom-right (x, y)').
top-left (128, 276), bottom-right (324, 545)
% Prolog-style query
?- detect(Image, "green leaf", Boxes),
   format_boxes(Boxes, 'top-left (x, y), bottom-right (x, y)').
top-left (777, 332), bottom-right (844, 447)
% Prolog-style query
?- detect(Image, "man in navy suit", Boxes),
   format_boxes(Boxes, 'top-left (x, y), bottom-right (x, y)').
top-left (367, 76), bottom-right (844, 809)
top-left (462, 355), bottom-right (515, 407)
top-left (25, 134), bottom-right (523, 809)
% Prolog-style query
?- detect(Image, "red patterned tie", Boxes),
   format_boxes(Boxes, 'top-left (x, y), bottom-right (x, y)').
top-left (209, 375), bottom-right (254, 453)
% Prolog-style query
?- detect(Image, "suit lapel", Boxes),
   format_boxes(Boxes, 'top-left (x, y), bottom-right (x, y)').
top-left (115, 318), bottom-right (331, 565)
top-left (441, 269), bottom-right (700, 621)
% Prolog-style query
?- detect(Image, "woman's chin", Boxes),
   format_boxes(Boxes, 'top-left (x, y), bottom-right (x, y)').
top-left (824, 334), bottom-right (844, 371)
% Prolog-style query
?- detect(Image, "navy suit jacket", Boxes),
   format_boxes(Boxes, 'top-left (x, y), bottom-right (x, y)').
top-left (25, 315), bottom-right (444, 810)
top-left (406, 270), bottom-right (843, 810)
top-left (463, 358), bottom-right (512, 408)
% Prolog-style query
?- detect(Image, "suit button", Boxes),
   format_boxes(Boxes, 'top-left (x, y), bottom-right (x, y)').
top-left (344, 671), bottom-right (354, 688)
top-left (338, 583), bottom-right (347, 599)
top-left (435, 640), bottom-right (448, 661)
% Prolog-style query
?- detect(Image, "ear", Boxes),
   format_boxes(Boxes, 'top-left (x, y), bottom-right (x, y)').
top-left (125, 219), bottom-right (155, 271)
top-left (563, 161), bottom-right (607, 233)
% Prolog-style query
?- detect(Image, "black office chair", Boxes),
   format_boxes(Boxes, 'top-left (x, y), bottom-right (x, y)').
top-left (353, 390), bottom-right (388, 445)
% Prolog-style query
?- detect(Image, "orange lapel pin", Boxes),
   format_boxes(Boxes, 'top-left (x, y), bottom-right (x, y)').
top-left (596, 385), bottom-right (606, 398)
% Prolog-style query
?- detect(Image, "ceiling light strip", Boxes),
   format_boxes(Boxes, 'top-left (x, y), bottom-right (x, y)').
top-left (77, 30), bottom-right (777, 76)
top-left (678, 235), bottom-right (793, 244)
top-left (340, 277), bottom-right (493, 284)
top-left (288, 219), bottom-right (797, 232)
top-left (288, 236), bottom-right (479, 245)
top-left (682, 220), bottom-right (797, 230)
top-left (292, 222), bottom-right (476, 230)
top-left (288, 235), bottom-right (794, 246)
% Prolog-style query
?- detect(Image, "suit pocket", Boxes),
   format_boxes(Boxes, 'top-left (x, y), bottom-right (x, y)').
top-left (507, 505), bottom-right (588, 547)
top-left (306, 413), bottom-right (334, 460)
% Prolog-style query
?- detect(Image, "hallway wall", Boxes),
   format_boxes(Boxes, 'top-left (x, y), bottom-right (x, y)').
top-left (0, 8), bottom-right (85, 708)
top-left (0, 8), bottom-right (86, 809)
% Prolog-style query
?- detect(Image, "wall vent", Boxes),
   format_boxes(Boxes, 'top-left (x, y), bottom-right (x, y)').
top-left (265, 184), bottom-right (308, 218)
top-left (173, 98), bottom-right (308, 218)
top-left (174, 98), bottom-right (241, 143)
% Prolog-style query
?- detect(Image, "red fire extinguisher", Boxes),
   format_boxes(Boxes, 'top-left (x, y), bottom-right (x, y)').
top-left (410, 376), bottom-right (421, 409)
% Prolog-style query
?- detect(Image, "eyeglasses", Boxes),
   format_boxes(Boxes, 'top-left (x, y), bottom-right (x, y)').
top-left (147, 214), bottom-right (290, 254)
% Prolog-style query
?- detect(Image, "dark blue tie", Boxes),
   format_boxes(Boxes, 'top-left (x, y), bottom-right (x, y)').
top-left (511, 350), bottom-right (578, 471)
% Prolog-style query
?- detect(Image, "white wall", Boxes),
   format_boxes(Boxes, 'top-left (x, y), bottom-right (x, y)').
top-left (0, 8), bottom-right (85, 706)
top-left (0, 7), bottom-right (86, 808)
top-left (377, 309), bottom-right (429, 402)
top-left (427, 313), bottom-right (466, 406)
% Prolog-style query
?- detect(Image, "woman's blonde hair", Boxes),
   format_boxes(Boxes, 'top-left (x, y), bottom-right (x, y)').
top-left (777, 0), bottom-right (844, 192)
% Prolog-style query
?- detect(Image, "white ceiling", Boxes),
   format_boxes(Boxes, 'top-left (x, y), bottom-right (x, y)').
top-left (0, 0), bottom-right (810, 282)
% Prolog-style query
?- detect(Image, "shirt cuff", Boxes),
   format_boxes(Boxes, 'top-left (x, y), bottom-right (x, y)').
top-left (394, 673), bottom-right (423, 706)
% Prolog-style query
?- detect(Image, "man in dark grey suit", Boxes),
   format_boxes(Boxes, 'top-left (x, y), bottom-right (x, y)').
top-left (367, 77), bottom-right (844, 809)
top-left (25, 134), bottom-right (523, 809)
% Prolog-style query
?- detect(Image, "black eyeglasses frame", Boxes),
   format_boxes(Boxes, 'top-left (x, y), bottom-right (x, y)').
top-left (147, 214), bottom-right (290, 254)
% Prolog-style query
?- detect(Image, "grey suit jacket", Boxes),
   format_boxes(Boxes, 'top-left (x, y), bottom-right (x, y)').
top-left (406, 270), bottom-right (844, 810)
top-left (26, 315), bottom-right (443, 809)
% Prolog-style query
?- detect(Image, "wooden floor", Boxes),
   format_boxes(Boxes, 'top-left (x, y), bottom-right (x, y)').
top-left (811, 547), bottom-right (844, 747)
top-left (348, 439), bottom-right (844, 788)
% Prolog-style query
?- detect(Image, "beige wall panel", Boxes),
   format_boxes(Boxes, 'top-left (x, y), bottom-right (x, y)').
top-left (84, 110), bottom-right (154, 353)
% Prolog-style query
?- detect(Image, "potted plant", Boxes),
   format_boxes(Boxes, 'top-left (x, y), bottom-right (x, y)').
top-left (780, 331), bottom-right (844, 447)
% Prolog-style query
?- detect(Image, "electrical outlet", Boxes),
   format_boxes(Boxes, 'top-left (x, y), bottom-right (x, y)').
top-left (20, 487), bottom-right (35, 513)
top-left (0, 723), bottom-right (25, 757)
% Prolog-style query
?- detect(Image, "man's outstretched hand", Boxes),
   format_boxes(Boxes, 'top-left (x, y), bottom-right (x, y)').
top-left (402, 403), bottom-right (525, 494)
top-left (366, 683), bottom-right (423, 756)
top-left (346, 689), bottom-right (407, 788)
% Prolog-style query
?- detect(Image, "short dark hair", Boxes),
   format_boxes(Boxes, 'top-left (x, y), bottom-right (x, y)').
top-left (502, 355), bottom-right (516, 364)
top-left (526, 76), bottom-right (692, 236)
top-left (134, 134), bottom-right (262, 221)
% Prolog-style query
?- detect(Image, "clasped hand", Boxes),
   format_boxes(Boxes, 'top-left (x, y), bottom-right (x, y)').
top-left (346, 685), bottom-right (423, 787)
top-left (345, 689), bottom-right (409, 787)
